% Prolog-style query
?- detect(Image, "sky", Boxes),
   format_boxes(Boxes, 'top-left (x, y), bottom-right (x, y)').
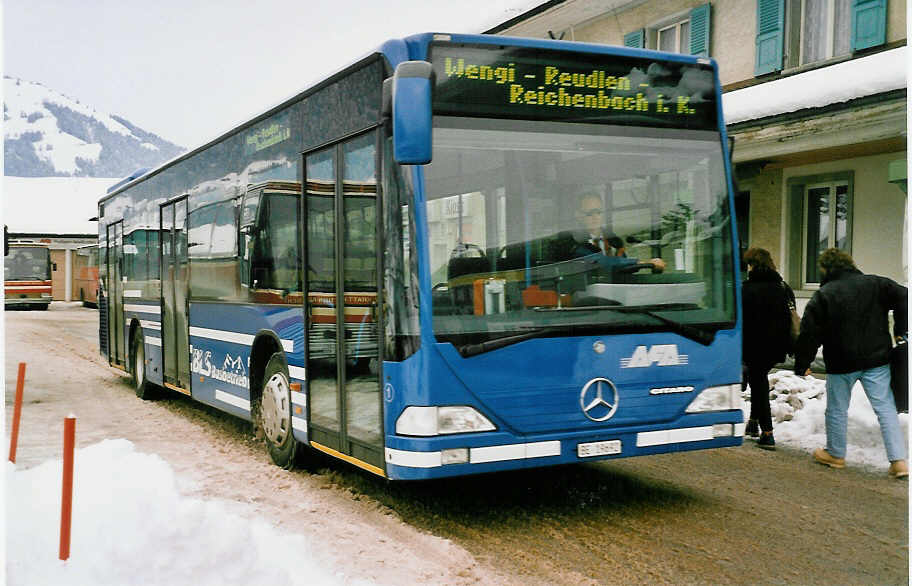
top-left (7, 372), bottom-right (907, 585)
top-left (3, 0), bottom-right (544, 149)
top-left (3, 177), bottom-right (114, 233)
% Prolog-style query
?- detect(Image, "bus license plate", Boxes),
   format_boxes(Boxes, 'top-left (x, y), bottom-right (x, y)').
top-left (578, 440), bottom-right (621, 457)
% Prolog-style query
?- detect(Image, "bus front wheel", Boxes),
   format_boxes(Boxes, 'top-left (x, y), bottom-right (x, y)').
top-left (259, 353), bottom-right (297, 469)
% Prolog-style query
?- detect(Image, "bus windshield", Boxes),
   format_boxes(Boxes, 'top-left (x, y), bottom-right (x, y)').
top-left (425, 117), bottom-right (736, 349)
top-left (5, 246), bottom-right (51, 281)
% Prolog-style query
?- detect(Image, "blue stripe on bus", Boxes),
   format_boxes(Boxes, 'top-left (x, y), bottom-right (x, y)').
top-left (185, 303), bottom-right (307, 442)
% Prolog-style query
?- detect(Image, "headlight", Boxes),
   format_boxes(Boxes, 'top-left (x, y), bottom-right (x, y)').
top-left (396, 406), bottom-right (496, 436)
top-left (685, 383), bottom-right (741, 413)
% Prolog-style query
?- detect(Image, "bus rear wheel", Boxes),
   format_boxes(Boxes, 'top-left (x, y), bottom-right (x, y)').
top-left (259, 353), bottom-right (297, 469)
top-left (132, 333), bottom-right (156, 400)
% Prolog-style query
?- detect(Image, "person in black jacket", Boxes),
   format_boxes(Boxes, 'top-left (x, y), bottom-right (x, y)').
top-left (741, 247), bottom-right (794, 450)
top-left (793, 248), bottom-right (908, 478)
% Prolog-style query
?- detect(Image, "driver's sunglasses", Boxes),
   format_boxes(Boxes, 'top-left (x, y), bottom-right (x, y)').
top-left (580, 208), bottom-right (603, 217)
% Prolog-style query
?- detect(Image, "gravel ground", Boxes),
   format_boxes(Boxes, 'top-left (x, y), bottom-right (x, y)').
top-left (5, 303), bottom-right (908, 585)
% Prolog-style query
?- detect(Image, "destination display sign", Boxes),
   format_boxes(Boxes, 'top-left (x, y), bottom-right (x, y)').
top-left (430, 44), bottom-right (718, 130)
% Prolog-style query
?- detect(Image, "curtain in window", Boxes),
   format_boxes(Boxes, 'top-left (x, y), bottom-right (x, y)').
top-left (659, 27), bottom-right (677, 52)
top-left (802, 0), bottom-right (827, 64)
top-left (833, 0), bottom-right (852, 56)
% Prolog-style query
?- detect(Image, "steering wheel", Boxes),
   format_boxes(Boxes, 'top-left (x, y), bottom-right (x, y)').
top-left (615, 262), bottom-right (656, 274)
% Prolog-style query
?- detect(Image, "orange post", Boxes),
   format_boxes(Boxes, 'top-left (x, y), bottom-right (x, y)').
top-left (8, 362), bottom-right (26, 463)
top-left (59, 415), bottom-right (75, 561)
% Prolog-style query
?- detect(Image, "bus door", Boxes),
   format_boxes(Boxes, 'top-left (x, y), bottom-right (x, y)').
top-left (105, 221), bottom-right (125, 367)
top-left (304, 131), bottom-right (384, 472)
top-left (160, 197), bottom-right (191, 393)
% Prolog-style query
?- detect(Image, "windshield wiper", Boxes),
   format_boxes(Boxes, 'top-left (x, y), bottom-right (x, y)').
top-left (458, 305), bottom-right (715, 357)
top-left (459, 328), bottom-right (548, 358)
top-left (535, 303), bottom-right (715, 346)
top-left (604, 305), bottom-right (715, 346)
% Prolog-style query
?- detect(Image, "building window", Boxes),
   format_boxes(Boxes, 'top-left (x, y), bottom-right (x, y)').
top-left (802, 181), bottom-right (851, 283)
top-left (658, 19), bottom-right (691, 54)
top-left (757, 0), bottom-right (885, 75)
top-left (624, 3), bottom-right (710, 56)
top-left (786, 172), bottom-right (853, 288)
top-left (787, 0), bottom-right (852, 67)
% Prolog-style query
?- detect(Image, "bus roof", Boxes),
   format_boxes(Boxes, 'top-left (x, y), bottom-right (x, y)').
top-left (99, 32), bottom-right (717, 205)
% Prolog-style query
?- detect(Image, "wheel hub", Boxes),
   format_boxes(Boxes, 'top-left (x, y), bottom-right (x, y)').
top-left (261, 373), bottom-right (290, 445)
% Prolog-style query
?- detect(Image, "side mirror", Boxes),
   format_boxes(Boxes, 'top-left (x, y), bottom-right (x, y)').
top-left (392, 61), bottom-right (434, 165)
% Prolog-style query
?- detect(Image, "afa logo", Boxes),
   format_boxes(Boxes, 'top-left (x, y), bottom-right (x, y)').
top-left (620, 344), bottom-right (688, 368)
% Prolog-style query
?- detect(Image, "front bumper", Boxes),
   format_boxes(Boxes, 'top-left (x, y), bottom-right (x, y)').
top-left (384, 412), bottom-right (745, 480)
top-left (5, 297), bottom-right (51, 309)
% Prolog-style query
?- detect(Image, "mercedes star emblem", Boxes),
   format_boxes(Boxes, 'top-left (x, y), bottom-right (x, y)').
top-left (579, 377), bottom-right (619, 422)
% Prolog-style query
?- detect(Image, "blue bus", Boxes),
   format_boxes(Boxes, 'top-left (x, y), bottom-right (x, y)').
top-left (98, 33), bottom-right (743, 480)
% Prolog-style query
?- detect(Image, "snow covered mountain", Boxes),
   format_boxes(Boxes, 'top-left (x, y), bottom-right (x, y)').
top-left (3, 76), bottom-right (184, 177)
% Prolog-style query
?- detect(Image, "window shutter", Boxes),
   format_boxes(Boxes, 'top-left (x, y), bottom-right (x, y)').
top-left (755, 0), bottom-right (784, 75)
top-left (624, 29), bottom-right (645, 48)
top-left (852, 0), bottom-right (886, 51)
top-left (690, 3), bottom-right (712, 56)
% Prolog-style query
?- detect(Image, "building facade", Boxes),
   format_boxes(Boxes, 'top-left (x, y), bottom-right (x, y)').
top-left (487, 0), bottom-right (907, 308)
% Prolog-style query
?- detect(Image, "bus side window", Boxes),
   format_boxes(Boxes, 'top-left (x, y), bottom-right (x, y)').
top-left (249, 193), bottom-right (300, 293)
top-left (239, 191), bottom-right (260, 289)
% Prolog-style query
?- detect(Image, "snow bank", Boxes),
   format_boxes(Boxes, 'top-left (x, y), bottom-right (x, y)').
top-left (723, 46), bottom-right (906, 124)
top-left (6, 439), bottom-right (372, 586)
top-left (742, 370), bottom-right (909, 471)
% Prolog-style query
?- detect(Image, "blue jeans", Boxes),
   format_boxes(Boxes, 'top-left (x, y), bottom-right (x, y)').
top-left (825, 364), bottom-right (907, 462)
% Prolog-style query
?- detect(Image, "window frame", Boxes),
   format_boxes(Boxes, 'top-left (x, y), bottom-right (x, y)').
top-left (784, 0), bottom-right (853, 70)
top-left (647, 11), bottom-right (692, 54)
top-left (800, 179), bottom-right (851, 284)
top-left (786, 171), bottom-right (854, 289)
top-left (656, 18), bottom-right (692, 54)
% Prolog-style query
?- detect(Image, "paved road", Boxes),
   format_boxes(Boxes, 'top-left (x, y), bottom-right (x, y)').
top-left (5, 304), bottom-right (909, 585)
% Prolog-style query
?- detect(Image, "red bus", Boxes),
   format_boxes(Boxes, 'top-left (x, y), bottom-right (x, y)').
top-left (75, 244), bottom-right (100, 307)
top-left (5, 243), bottom-right (52, 310)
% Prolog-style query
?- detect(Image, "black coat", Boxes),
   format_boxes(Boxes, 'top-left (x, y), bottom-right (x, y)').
top-left (742, 267), bottom-right (793, 367)
top-left (794, 268), bottom-right (908, 374)
top-left (549, 230), bottom-right (636, 271)
top-left (550, 229), bottom-right (625, 260)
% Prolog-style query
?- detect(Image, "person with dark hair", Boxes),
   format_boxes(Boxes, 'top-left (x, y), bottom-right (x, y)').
top-left (794, 248), bottom-right (908, 479)
top-left (552, 193), bottom-right (666, 272)
top-left (741, 247), bottom-right (794, 450)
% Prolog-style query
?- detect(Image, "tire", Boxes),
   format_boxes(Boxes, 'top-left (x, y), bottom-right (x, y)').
top-left (132, 333), bottom-right (156, 400)
top-left (259, 352), bottom-right (297, 469)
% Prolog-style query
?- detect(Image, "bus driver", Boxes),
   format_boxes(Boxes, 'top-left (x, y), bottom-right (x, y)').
top-left (553, 193), bottom-right (666, 273)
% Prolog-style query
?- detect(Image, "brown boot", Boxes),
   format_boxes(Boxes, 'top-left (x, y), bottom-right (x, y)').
top-left (888, 460), bottom-right (909, 479)
top-left (813, 448), bottom-right (845, 469)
